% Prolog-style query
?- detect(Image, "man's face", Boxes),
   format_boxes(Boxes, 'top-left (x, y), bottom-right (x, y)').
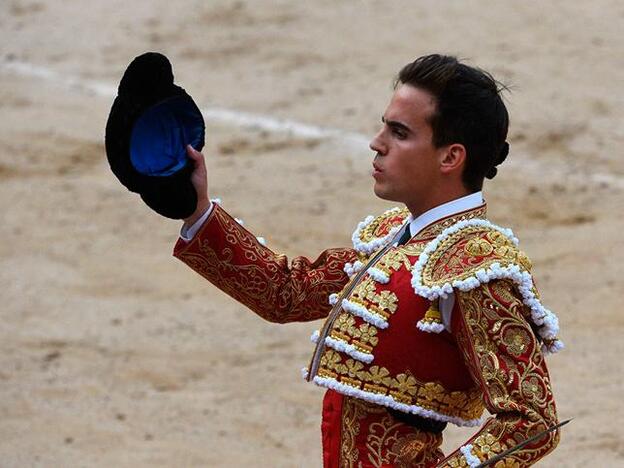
top-left (369, 84), bottom-right (444, 212)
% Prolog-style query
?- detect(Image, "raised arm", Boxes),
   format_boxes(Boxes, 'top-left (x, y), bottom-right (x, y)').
top-left (439, 280), bottom-right (560, 467)
top-left (174, 203), bottom-right (355, 323)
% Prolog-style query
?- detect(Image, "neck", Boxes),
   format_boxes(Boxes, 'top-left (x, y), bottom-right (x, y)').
top-left (406, 186), bottom-right (471, 218)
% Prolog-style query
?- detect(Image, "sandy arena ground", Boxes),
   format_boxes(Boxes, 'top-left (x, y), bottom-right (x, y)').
top-left (1, 1), bottom-right (623, 466)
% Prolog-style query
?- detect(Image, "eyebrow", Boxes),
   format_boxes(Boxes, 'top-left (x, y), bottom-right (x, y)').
top-left (381, 116), bottom-right (412, 134)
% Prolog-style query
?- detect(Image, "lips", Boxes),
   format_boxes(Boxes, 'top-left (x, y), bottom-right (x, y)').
top-left (372, 162), bottom-right (383, 178)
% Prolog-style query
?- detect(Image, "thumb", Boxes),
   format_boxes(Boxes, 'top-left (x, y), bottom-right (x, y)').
top-left (186, 144), bottom-right (205, 167)
top-left (186, 144), bottom-right (199, 160)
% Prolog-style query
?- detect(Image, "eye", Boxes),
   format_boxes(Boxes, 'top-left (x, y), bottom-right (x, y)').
top-left (391, 127), bottom-right (407, 140)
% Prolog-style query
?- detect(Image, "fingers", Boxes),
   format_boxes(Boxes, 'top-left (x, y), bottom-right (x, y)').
top-left (186, 144), bottom-right (200, 159)
top-left (186, 144), bottom-right (205, 167)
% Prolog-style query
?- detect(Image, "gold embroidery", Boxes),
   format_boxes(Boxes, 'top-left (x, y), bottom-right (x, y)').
top-left (353, 323), bottom-right (379, 347)
top-left (373, 247), bottom-right (421, 277)
top-left (440, 281), bottom-right (560, 466)
top-left (502, 327), bottom-right (531, 357)
top-left (340, 396), bottom-right (444, 468)
top-left (359, 208), bottom-right (411, 244)
top-left (366, 414), bottom-right (405, 467)
top-left (349, 278), bottom-right (399, 320)
top-left (318, 349), bottom-right (484, 421)
top-left (472, 432), bottom-right (508, 460)
top-left (329, 314), bottom-right (379, 355)
top-left (340, 396), bottom-right (371, 467)
top-left (367, 411), bottom-right (444, 467)
top-left (358, 365), bottom-right (393, 387)
top-left (420, 226), bottom-right (530, 288)
top-left (175, 205), bottom-right (356, 323)
top-left (464, 237), bottom-right (494, 256)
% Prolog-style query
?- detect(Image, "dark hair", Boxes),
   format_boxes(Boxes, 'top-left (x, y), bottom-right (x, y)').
top-left (396, 54), bottom-right (509, 191)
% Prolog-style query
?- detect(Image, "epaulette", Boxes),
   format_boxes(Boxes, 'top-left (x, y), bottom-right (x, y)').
top-left (343, 207), bottom-right (410, 278)
top-left (411, 219), bottom-right (563, 354)
top-left (351, 207), bottom-right (410, 255)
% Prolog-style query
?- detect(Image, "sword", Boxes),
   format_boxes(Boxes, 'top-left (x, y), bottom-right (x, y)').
top-left (472, 418), bottom-right (572, 467)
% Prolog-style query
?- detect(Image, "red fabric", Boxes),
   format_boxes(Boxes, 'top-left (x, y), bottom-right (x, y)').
top-left (358, 264), bottom-right (475, 390)
top-left (321, 390), bottom-right (343, 468)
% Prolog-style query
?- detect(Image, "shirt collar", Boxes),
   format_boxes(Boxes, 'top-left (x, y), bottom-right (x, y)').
top-left (408, 191), bottom-right (484, 236)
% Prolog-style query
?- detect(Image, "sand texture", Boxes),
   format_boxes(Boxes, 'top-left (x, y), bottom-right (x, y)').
top-left (1, 0), bottom-right (623, 466)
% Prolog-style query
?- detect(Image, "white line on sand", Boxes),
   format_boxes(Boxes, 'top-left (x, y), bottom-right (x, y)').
top-left (1, 59), bottom-right (622, 189)
top-left (0, 60), bottom-right (369, 150)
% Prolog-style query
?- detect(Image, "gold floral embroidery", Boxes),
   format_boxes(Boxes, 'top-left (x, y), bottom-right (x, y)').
top-left (440, 281), bottom-right (560, 467)
top-left (329, 314), bottom-right (380, 355)
top-left (373, 247), bottom-right (423, 277)
top-left (353, 323), bottom-right (379, 347)
top-left (472, 432), bottom-right (507, 460)
top-left (420, 226), bottom-right (526, 288)
top-left (340, 396), bottom-right (372, 467)
top-left (446, 456), bottom-right (469, 467)
top-left (317, 349), bottom-right (484, 421)
top-left (349, 278), bottom-right (399, 320)
top-left (502, 327), bottom-right (531, 357)
top-left (367, 412), bottom-right (444, 467)
top-left (358, 366), bottom-right (393, 387)
top-left (356, 205), bottom-right (486, 265)
top-left (464, 237), bottom-right (494, 256)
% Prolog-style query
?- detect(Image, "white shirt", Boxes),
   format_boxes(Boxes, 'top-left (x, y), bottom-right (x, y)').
top-left (405, 191), bottom-right (484, 239)
top-left (180, 202), bottom-right (215, 241)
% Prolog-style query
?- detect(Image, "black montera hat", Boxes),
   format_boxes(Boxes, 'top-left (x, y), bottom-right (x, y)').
top-left (105, 52), bottom-right (205, 219)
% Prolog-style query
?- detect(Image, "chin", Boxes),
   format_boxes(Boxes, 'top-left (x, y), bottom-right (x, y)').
top-left (373, 185), bottom-right (396, 202)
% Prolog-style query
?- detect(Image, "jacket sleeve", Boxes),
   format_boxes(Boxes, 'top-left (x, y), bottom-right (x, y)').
top-left (438, 280), bottom-right (560, 467)
top-left (173, 203), bottom-right (357, 324)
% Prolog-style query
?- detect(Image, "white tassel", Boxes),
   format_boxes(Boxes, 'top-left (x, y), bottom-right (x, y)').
top-left (324, 336), bottom-right (374, 364)
top-left (341, 299), bottom-right (388, 329)
top-left (367, 267), bottom-right (390, 284)
top-left (460, 444), bottom-right (481, 467)
top-left (416, 320), bottom-right (446, 333)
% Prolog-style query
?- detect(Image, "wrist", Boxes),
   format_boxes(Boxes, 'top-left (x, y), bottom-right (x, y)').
top-left (184, 198), bottom-right (211, 226)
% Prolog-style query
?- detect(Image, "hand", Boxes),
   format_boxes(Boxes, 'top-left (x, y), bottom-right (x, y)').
top-left (184, 145), bottom-right (211, 225)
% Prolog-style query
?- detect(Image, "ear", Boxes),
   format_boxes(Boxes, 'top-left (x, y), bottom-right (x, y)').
top-left (439, 143), bottom-right (466, 175)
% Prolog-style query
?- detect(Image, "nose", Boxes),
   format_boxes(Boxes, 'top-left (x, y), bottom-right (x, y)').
top-left (369, 128), bottom-right (387, 156)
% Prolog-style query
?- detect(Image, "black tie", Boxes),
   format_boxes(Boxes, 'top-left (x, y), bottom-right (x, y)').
top-left (397, 227), bottom-right (412, 245)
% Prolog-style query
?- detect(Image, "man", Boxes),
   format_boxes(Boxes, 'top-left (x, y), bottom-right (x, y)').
top-left (173, 55), bottom-right (562, 467)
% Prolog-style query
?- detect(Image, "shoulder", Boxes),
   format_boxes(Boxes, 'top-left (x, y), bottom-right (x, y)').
top-left (413, 219), bottom-right (531, 298)
top-left (351, 207), bottom-right (410, 256)
top-left (411, 218), bottom-right (563, 354)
